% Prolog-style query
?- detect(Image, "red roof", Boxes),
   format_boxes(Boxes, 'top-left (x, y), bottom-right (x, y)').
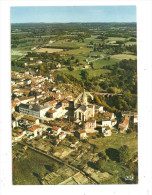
top-left (17, 133), bottom-right (23, 137)
top-left (52, 126), bottom-right (60, 131)
top-left (28, 125), bottom-right (41, 132)
top-left (123, 116), bottom-right (130, 125)
top-left (50, 100), bottom-right (57, 104)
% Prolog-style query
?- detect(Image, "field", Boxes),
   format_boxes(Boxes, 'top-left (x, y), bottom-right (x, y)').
top-left (11, 49), bottom-right (27, 60)
top-left (125, 42), bottom-right (136, 46)
top-left (92, 58), bottom-right (119, 69)
top-left (112, 54), bottom-right (137, 60)
top-left (36, 48), bottom-right (63, 53)
top-left (13, 144), bottom-right (61, 185)
top-left (88, 132), bottom-right (138, 156)
top-left (60, 58), bottom-right (119, 80)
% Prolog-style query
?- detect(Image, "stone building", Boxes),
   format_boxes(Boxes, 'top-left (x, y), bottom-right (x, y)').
top-left (74, 89), bottom-right (95, 122)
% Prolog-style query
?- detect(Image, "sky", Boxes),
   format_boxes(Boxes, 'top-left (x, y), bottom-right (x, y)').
top-left (11, 6), bottom-right (136, 23)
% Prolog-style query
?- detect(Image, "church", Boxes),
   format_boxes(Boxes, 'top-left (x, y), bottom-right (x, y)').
top-left (74, 89), bottom-right (95, 122)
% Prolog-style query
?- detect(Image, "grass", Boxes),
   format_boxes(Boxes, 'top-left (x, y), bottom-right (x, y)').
top-left (60, 58), bottom-right (118, 80)
top-left (36, 48), bottom-right (63, 53)
top-left (11, 66), bottom-right (26, 72)
top-left (13, 143), bottom-right (59, 185)
top-left (107, 37), bottom-right (126, 42)
top-left (125, 42), bottom-right (136, 46)
top-left (11, 55), bottom-right (20, 61)
top-left (60, 68), bottom-right (110, 80)
top-left (93, 58), bottom-right (119, 69)
top-left (88, 132), bottom-right (138, 157)
top-left (111, 54), bottom-right (137, 60)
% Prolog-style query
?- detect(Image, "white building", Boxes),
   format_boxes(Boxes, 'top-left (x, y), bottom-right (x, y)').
top-left (52, 126), bottom-right (61, 135)
top-left (102, 119), bottom-right (112, 128)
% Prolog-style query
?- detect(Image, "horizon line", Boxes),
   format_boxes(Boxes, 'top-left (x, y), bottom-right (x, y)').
top-left (11, 21), bottom-right (137, 24)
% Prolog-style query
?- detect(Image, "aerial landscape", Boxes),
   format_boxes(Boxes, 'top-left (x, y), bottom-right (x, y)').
top-left (11, 6), bottom-right (138, 185)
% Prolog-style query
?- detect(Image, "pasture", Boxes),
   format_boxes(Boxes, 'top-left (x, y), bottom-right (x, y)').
top-left (111, 54), bottom-right (137, 60)
top-left (36, 48), bottom-right (63, 53)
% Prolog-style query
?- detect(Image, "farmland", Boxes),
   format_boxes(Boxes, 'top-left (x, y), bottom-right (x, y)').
top-left (36, 48), bottom-right (63, 53)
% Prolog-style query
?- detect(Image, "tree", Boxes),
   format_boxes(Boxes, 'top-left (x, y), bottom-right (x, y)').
top-left (80, 70), bottom-right (89, 80)
top-left (68, 66), bottom-right (74, 71)
top-left (89, 41), bottom-right (93, 45)
top-left (96, 159), bottom-right (104, 171)
top-left (45, 162), bottom-right (59, 172)
top-left (75, 59), bottom-right (79, 64)
top-left (89, 62), bottom-right (94, 69)
top-left (119, 145), bottom-right (130, 163)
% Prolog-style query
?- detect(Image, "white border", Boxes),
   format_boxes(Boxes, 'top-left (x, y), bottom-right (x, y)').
top-left (0, 1), bottom-right (152, 195)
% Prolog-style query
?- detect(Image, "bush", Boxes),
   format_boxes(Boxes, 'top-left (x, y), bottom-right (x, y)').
top-left (106, 148), bottom-right (120, 162)
top-left (119, 145), bottom-right (130, 163)
top-left (98, 152), bottom-right (108, 160)
top-left (96, 159), bottom-right (105, 171)
top-left (45, 162), bottom-right (59, 172)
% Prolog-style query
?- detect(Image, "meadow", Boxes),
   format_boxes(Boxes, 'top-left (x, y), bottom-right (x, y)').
top-left (36, 48), bottom-right (63, 53)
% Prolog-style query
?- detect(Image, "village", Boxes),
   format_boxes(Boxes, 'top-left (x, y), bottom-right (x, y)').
top-left (12, 69), bottom-right (138, 144)
top-left (11, 68), bottom-right (138, 184)
top-left (11, 19), bottom-right (138, 185)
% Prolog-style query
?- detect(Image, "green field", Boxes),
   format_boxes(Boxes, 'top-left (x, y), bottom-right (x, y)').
top-left (125, 42), bottom-right (136, 46)
top-left (60, 58), bottom-right (119, 80)
top-left (111, 54), bottom-right (137, 60)
top-left (88, 132), bottom-right (138, 157)
top-left (60, 68), bottom-right (110, 80)
top-left (93, 58), bottom-right (119, 69)
top-left (13, 144), bottom-right (59, 185)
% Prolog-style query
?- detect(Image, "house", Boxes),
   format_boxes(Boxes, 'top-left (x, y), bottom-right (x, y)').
top-left (24, 79), bottom-right (31, 85)
top-left (102, 119), bottom-right (112, 128)
top-left (52, 126), bottom-right (61, 135)
top-left (12, 120), bottom-right (18, 128)
top-left (56, 63), bottom-right (61, 68)
top-left (23, 145), bottom-right (28, 150)
top-left (11, 103), bottom-right (17, 113)
top-left (19, 96), bottom-right (35, 104)
top-left (111, 118), bottom-right (117, 127)
top-left (62, 99), bottom-right (69, 110)
top-left (14, 130), bottom-right (26, 141)
top-left (36, 60), bottom-right (43, 64)
top-left (14, 133), bottom-right (24, 141)
top-left (95, 105), bottom-right (104, 113)
top-left (12, 112), bottom-right (23, 121)
top-left (103, 112), bottom-right (115, 120)
top-left (122, 111), bottom-right (137, 117)
top-left (22, 115), bottom-right (39, 125)
top-left (14, 90), bottom-right (24, 97)
top-left (50, 100), bottom-right (57, 107)
top-left (59, 133), bottom-right (66, 140)
top-left (75, 130), bottom-right (87, 140)
top-left (27, 125), bottom-right (42, 137)
top-left (119, 116), bottom-right (130, 133)
top-left (133, 115), bottom-right (138, 123)
top-left (85, 120), bottom-right (96, 130)
top-left (12, 99), bottom-right (20, 106)
top-left (102, 126), bottom-right (111, 136)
